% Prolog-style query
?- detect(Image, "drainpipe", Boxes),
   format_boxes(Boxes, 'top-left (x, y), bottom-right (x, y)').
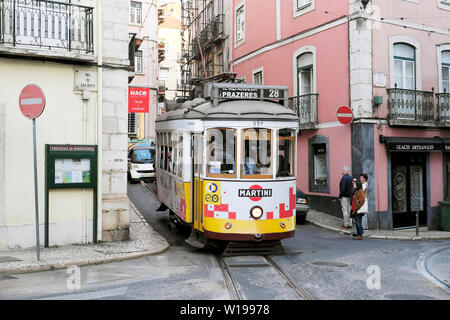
top-left (83, 98), bottom-right (87, 243)
top-left (96, 0), bottom-right (103, 243)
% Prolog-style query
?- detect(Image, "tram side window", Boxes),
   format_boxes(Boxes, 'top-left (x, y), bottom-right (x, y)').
top-left (159, 133), bottom-right (165, 170)
top-left (207, 128), bottom-right (236, 177)
top-left (167, 133), bottom-right (173, 173)
top-left (242, 128), bottom-right (272, 178)
top-left (178, 135), bottom-right (183, 178)
top-left (164, 133), bottom-right (169, 171)
top-left (172, 133), bottom-right (178, 175)
top-left (277, 129), bottom-right (295, 178)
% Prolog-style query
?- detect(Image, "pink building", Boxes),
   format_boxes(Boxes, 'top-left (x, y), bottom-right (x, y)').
top-left (230, 0), bottom-right (450, 230)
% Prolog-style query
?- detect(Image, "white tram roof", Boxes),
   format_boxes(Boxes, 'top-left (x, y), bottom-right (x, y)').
top-left (156, 83), bottom-right (298, 122)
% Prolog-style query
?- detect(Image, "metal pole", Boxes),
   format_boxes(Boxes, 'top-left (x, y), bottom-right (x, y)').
top-left (32, 119), bottom-right (41, 260)
top-left (416, 211), bottom-right (419, 237)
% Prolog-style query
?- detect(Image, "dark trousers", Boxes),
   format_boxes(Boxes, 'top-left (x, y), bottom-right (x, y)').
top-left (355, 214), bottom-right (364, 236)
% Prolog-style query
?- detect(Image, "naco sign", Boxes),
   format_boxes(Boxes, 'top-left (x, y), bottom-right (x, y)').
top-left (128, 87), bottom-right (150, 113)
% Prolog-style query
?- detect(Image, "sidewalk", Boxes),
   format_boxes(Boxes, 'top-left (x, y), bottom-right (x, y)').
top-left (0, 201), bottom-right (169, 276)
top-left (306, 209), bottom-right (450, 241)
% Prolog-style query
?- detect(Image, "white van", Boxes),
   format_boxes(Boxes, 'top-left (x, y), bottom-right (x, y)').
top-left (127, 142), bottom-right (156, 183)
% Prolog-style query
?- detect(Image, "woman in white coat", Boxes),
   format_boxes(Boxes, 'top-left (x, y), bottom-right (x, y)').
top-left (359, 173), bottom-right (369, 229)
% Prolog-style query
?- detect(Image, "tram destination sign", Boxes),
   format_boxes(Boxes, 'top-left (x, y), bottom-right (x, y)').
top-left (218, 88), bottom-right (285, 100)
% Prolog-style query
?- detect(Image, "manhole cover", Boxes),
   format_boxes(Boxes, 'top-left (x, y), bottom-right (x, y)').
top-left (0, 256), bottom-right (22, 263)
top-left (311, 261), bottom-right (349, 267)
top-left (284, 250), bottom-right (303, 256)
top-left (384, 294), bottom-right (434, 300)
top-left (0, 275), bottom-right (19, 281)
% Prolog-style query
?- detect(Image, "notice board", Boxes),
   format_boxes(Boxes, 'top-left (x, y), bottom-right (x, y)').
top-left (46, 145), bottom-right (97, 189)
top-left (45, 144), bottom-right (98, 246)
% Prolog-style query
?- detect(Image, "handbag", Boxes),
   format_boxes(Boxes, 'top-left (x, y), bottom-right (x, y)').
top-left (350, 191), bottom-right (360, 218)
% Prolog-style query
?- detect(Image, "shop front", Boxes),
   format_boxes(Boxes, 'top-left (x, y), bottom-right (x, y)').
top-left (444, 139), bottom-right (450, 202)
top-left (380, 136), bottom-right (443, 229)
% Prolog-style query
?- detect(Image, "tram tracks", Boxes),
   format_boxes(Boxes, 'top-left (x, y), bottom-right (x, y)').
top-left (141, 180), bottom-right (157, 196)
top-left (216, 254), bottom-right (315, 300)
top-left (141, 180), bottom-right (316, 300)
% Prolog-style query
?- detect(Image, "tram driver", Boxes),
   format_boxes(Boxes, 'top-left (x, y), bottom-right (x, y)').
top-left (243, 144), bottom-right (258, 175)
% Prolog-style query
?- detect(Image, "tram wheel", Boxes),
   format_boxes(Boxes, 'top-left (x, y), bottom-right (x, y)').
top-left (169, 210), bottom-right (191, 237)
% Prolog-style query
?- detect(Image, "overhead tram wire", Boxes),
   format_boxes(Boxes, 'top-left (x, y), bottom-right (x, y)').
top-left (136, 0), bottom-right (157, 40)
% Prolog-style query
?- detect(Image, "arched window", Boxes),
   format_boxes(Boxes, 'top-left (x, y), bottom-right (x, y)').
top-left (394, 43), bottom-right (415, 90)
top-left (297, 52), bottom-right (313, 95)
top-left (442, 50), bottom-right (450, 93)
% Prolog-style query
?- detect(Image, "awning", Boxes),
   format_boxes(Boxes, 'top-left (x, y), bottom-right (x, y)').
top-left (379, 136), bottom-right (443, 152)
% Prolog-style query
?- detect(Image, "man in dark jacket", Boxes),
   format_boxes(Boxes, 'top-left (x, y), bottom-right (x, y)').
top-left (339, 166), bottom-right (353, 229)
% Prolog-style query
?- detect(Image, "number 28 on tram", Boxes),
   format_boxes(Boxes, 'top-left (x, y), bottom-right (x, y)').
top-left (155, 83), bottom-right (299, 246)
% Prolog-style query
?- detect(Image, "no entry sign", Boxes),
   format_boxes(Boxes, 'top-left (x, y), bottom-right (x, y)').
top-left (336, 105), bottom-right (353, 125)
top-left (19, 84), bottom-right (46, 120)
top-left (18, 84), bottom-right (47, 260)
top-left (128, 87), bottom-right (150, 113)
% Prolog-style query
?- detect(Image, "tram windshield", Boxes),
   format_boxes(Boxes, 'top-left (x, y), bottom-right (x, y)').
top-left (207, 128), bottom-right (236, 177)
top-left (242, 129), bottom-right (272, 178)
top-left (277, 129), bottom-right (295, 177)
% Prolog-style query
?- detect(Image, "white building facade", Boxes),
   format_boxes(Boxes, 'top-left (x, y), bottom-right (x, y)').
top-left (0, 0), bottom-right (130, 249)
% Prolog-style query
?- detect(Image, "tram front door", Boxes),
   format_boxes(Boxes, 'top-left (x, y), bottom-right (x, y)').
top-left (391, 152), bottom-right (427, 229)
top-left (192, 134), bottom-right (203, 231)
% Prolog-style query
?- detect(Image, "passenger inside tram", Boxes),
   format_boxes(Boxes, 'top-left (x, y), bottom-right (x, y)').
top-left (208, 128), bottom-right (236, 175)
top-left (243, 144), bottom-right (258, 175)
top-left (242, 129), bottom-right (272, 177)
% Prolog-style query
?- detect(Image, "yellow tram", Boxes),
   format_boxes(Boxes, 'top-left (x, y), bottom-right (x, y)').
top-left (155, 83), bottom-right (299, 249)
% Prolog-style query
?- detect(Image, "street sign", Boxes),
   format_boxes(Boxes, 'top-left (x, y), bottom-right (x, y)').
top-left (18, 84), bottom-right (46, 261)
top-left (19, 84), bottom-right (46, 120)
top-left (74, 69), bottom-right (97, 91)
top-left (336, 105), bottom-right (353, 125)
top-left (128, 87), bottom-right (150, 113)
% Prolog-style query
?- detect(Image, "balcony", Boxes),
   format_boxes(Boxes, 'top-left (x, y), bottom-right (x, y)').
top-left (386, 87), bottom-right (435, 127)
top-left (158, 80), bottom-right (166, 94)
top-left (158, 41), bottom-right (165, 63)
top-left (288, 94), bottom-right (319, 130)
top-left (191, 37), bottom-right (198, 59)
top-left (0, 0), bottom-right (94, 58)
top-left (212, 14), bottom-right (224, 42)
top-left (199, 23), bottom-right (211, 49)
top-left (437, 92), bottom-right (450, 127)
top-left (158, 8), bottom-right (165, 25)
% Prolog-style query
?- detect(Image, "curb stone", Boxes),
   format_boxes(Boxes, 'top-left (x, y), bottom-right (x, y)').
top-left (306, 213), bottom-right (450, 241)
top-left (0, 199), bottom-right (169, 276)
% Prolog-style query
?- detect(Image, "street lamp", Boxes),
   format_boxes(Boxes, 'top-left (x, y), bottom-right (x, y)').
top-left (361, 0), bottom-right (370, 9)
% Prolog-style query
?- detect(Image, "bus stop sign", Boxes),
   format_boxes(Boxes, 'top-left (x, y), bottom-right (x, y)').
top-left (19, 84), bottom-right (46, 120)
top-left (336, 105), bottom-right (353, 125)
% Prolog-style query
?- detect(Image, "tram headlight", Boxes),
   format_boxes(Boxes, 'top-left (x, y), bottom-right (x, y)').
top-left (250, 206), bottom-right (263, 220)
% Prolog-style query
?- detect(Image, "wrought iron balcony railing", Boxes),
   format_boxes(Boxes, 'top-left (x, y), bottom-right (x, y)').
top-left (288, 93), bottom-right (318, 129)
top-left (0, 0), bottom-right (94, 54)
top-left (386, 87), bottom-right (434, 124)
top-left (200, 23), bottom-right (211, 42)
top-left (212, 14), bottom-right (224, 40)
top-left (191, 37), bottom-right (198, 58)
top-left (437, 92), bottom-right (450, 124)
